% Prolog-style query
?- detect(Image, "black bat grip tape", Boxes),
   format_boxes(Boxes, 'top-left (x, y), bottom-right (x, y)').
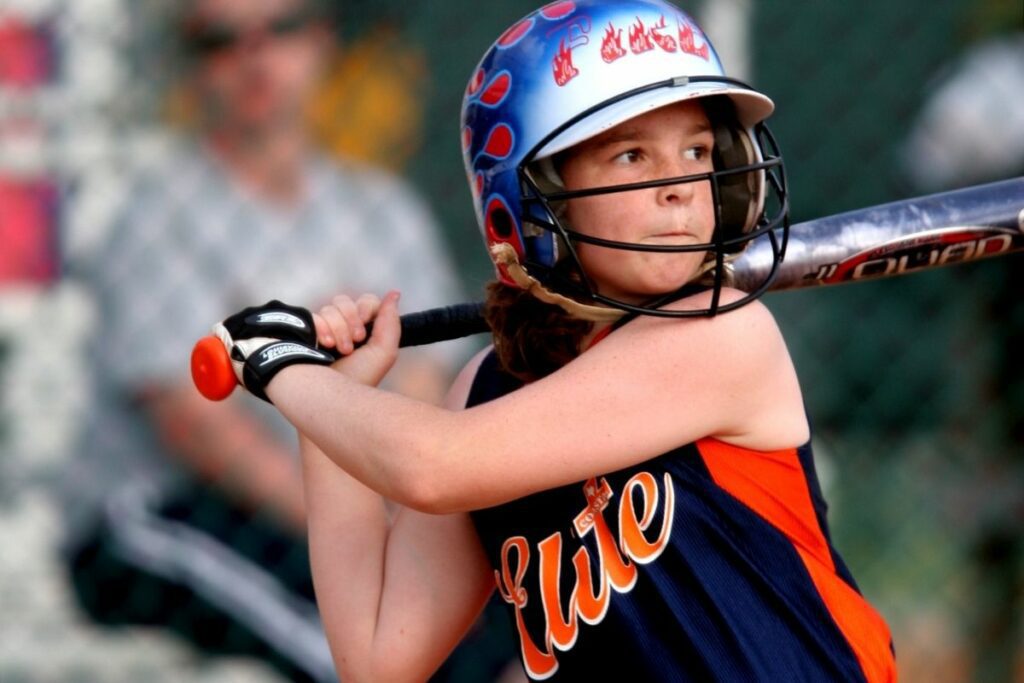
top-left (320, 302), bottom-right (489, 359)
top-left (393, 301), bottom-right (489, 347)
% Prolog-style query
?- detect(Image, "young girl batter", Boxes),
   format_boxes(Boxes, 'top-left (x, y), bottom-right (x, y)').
top-left (213, 1), bottom-right (897, 680)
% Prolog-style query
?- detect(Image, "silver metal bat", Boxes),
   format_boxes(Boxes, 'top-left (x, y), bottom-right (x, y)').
top-left (733, 177), bottom-right (1024, 293)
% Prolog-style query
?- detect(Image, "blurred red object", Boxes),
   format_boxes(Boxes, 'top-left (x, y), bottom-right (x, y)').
top-left (0, 16), bottom-right (55, 87)
top-left (0, 178), bottom-right (59, 284)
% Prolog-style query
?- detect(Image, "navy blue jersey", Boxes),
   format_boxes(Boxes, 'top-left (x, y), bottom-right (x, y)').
top-left (467, 350), bottom-right (896, 682)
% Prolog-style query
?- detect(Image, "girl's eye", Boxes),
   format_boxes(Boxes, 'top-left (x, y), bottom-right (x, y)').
top-left (613, 149), bottom-right (642, 164)
top-left (684, 145), bottom-right (710, 162)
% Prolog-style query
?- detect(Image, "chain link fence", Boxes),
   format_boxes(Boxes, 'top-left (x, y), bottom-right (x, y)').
top-left (1, 0), bottom-right (1021, 681)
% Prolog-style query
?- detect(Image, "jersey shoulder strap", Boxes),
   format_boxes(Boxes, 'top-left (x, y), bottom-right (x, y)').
top-left (466, 349), bottom-right (525, 408)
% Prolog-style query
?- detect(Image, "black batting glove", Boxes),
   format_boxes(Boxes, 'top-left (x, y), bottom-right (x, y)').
top-left (212, 300), bottom-right (336, 403)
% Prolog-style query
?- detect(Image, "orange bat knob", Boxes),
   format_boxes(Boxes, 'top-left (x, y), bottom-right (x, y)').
top-left (191, 336), bottom-right (238, 401)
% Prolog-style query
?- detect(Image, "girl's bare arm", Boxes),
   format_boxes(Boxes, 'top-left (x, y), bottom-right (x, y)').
top-left (271, 289), bottom-right (808, 514)
top-left (298, 305), bottom-right (496, 682)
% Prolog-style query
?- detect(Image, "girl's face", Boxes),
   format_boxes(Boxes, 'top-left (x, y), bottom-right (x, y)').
top-left (558, 100), bottom-right (716, 305)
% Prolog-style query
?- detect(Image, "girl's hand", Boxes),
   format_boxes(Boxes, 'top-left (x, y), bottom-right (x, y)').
top-left (314, 291), bottom-right (401, 387)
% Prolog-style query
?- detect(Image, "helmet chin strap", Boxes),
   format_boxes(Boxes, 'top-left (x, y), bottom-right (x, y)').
top-left (490, 243), bottom-right (624, 322)
top-left (490, 242), bottom-right (734, 322)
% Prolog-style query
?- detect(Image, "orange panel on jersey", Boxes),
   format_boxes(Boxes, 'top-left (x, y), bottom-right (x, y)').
top-left (696, 438), bottom-right (896, 683)
top-left (796, 546), bottom-right (897, 683)
top-left (696, 438), bottom-right (834, 567)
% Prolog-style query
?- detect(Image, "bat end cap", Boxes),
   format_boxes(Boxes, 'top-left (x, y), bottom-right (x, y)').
top-left (191, 336), bottom-right (236, 401)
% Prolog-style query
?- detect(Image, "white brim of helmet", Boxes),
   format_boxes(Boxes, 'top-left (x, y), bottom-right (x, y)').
top-left (534, 80), bottom-right (775, 160)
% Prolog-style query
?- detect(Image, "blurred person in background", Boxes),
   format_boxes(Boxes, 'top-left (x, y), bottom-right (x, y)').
top-left (57, 0), bottom-right (517, 681)
top-left (901, 31), bottom-right (1024, 193)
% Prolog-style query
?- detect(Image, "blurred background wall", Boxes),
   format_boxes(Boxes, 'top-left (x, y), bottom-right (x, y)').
top-left (0, 0), bottom-right (1020, 681)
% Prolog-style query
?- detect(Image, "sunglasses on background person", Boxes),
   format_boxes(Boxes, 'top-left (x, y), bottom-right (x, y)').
top-left (182, 9), bottom-right (318, 57)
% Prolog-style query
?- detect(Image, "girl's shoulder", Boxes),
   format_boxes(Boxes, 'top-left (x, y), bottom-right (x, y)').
top-left (598, 289), bottom-right (805, 449)
top-left (613, 288), bottom-right (787, 361)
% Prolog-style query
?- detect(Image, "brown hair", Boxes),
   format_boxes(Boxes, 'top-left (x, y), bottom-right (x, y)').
top-left (484, 279), bottom-right (593, 383)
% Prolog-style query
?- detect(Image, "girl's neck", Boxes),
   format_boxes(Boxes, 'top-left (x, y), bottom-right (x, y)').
top-left (581, 322), bottom-right (615, 351)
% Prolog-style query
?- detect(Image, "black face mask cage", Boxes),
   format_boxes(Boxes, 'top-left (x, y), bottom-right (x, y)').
top-left (516, 82), bottom-right (790, 318)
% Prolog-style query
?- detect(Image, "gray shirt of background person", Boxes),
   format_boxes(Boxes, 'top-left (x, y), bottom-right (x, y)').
top-left (61, 141), bottom-right (474, 543)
